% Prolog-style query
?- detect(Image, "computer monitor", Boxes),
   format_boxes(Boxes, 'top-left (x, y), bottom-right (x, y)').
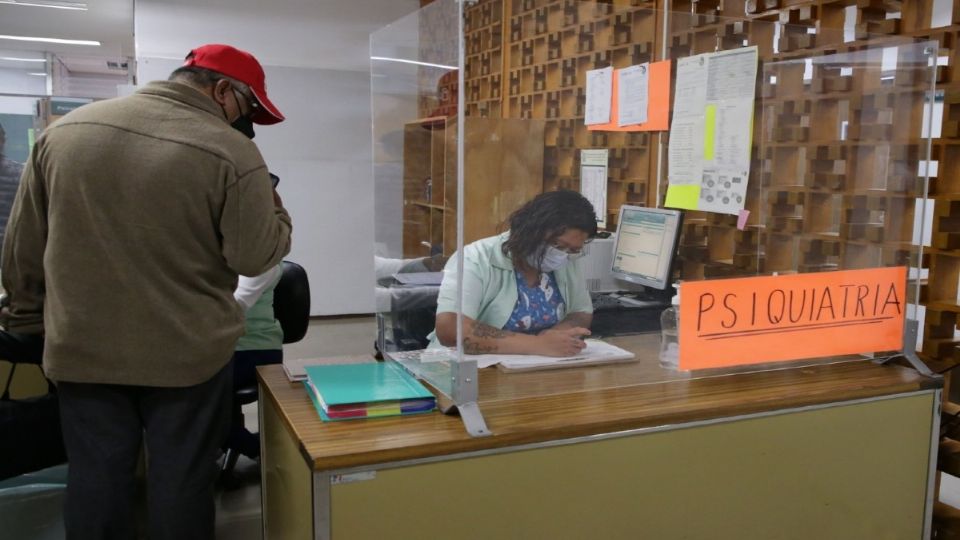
top-left (611, 205), bottom-right (683, 291)
top-left (581, 238), bottom-right (641, 294)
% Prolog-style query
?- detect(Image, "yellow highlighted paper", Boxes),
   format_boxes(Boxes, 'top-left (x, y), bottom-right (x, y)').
top-left (703, 104), bottom-right (716, 160)
top-left (665, 185), bottom-right (700, 210)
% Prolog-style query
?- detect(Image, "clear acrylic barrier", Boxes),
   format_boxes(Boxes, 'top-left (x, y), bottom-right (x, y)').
top-left (371, 0), bottom-right (481, 413)
top-left (372, 2), bottom-right (936, 426)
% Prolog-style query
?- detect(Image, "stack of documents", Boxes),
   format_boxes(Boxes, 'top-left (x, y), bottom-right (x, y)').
top-left (303, 362), bottom-right (436, 421)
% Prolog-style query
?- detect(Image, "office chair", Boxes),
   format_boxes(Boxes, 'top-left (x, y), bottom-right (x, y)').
top-left (221, 260), bottom-right (310, 479)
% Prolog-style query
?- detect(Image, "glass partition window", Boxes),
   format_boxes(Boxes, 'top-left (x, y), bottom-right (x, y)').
top-left (371, 0), bottom-right (472, 403)
top-left (373, 1), bottom-right (937, 411)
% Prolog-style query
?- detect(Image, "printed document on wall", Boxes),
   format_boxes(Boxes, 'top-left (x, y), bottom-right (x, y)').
top-left (667, 54), bottom-right (709, 195)
top-left (584, 66), bottom-right (613, 125)
top-left (666, 47), bottom-right (758, 216)
top-left (580, 149), bottom-right (609, 229)
top-left (617, 63), bottom-right (649, 126)
top-left (699, 47), bottom-right (757, 215)
top-left (673, 54), bottom-right (708, 119)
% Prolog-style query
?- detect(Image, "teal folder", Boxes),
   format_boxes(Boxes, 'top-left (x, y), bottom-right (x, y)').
top-left (303, 361), bottom-right (436, 421)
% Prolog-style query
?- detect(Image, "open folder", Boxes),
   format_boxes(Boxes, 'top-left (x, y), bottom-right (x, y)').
top-left (303, 362), bottom-right (436, 421)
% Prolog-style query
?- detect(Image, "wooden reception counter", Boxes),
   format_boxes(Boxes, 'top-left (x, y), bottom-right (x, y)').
top-left (258, 334), bottom-right (941, 539)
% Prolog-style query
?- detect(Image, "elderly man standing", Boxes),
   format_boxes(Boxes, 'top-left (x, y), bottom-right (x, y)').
top-left (2, 44), bottom-right (292, 539)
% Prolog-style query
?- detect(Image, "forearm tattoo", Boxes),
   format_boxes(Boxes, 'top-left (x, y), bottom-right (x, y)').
top-left (472, 323), bottom-right (508, 339)
top-left (463, 338), bottom-right (496, 354)
top-left (463, 322), bottom-right (509, 354)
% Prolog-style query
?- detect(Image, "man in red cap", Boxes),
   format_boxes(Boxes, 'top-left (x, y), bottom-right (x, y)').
top-left (2, 43), bottom-right (291, 539)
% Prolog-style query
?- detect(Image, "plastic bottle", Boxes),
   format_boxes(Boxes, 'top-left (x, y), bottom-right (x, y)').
top-left (658, 287), bottom-right (680, 370)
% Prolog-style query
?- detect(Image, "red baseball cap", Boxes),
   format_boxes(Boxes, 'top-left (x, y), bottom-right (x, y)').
top-left (183, 44), bottom-right (284, 125)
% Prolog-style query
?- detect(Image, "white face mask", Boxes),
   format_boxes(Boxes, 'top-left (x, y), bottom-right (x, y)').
top-left (527, 245), bottom-right (571, 272)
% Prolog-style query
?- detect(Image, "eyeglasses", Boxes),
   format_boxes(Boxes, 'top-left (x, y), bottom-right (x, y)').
top-left (550, 240), bottom-right (590, 259)
top-left (232, 86), bottom-right (259, 117)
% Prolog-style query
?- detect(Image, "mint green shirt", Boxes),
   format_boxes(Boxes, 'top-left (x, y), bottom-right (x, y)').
top-left (428, 232), bottom-right (593, 347)
top-left (236, 266), bottom-right (283, 351)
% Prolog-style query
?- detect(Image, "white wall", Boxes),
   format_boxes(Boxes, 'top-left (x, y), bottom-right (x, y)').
top-left (134, 0), bottom-right (419, 315)
top-left (0, 68), bottom-right (45, 96)
top-left (0, 96), bottom-right (38, 115)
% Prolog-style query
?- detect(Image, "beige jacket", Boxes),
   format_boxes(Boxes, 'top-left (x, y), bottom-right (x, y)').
top-left (2, 80), bottom-right (292, 387)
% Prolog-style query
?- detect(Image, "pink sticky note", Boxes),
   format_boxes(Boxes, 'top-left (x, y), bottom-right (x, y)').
top-left (737, 209), bottom-right (750, 230)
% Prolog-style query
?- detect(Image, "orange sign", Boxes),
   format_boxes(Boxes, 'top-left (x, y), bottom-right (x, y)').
top-left (587, 60), bottom-right (671, 132)
top-left (678, 267), bottom-right (907, 370)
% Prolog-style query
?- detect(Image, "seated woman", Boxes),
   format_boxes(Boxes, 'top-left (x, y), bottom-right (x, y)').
top-left (432, 190), bottom-right (596, 357)
top-left (226, 264), bottom-right (283, 460)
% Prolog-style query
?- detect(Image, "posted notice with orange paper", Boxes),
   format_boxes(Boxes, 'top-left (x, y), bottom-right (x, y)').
top-left (587, 59), bottom-right (671, 132)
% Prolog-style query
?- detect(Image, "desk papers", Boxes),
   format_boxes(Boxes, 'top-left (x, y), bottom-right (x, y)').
top-left (473, 339), bottom-right (636, 371)
top-left (392, 271), bottom-right (444, 286)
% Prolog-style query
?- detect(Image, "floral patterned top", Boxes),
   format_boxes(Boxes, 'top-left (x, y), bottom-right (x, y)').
top-left (503, 271), bottom-right (566, 334)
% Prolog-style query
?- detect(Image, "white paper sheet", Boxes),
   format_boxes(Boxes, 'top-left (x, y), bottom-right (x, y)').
top-left (580, 149), bottom-right (609, 229)
top-left (697, 169), bottom-right (749, 215)
top-left (585, 66), bottom-right (614, 125)
top-left (673, 54), bottom-right (709, 119)
top-left (667, 47), bottom-right (758, 216)
top-left (706, 47), bottom-right (759, 102)
top-left (668, 54), bottom-right (709, 187)
top-left (617, 63), bottom-right (649, 126)
top-left (712, 98), bottom-right (754, 171)
top-left (667, 117), bottom-right (703, 185)
top-left (472, 340), bottom-right (636, 369)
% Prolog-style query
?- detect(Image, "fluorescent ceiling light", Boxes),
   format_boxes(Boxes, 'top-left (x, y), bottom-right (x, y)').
top-left (370, 56), bottom-right (456, 70)
top-left (0, 34), bottom-right (99, 46)
top-left (0, 1), bottom-right (87, 10)
top-left (27, 72), bottom-right (46, 76)
top-left (0, 56), bottom-right (45, 62)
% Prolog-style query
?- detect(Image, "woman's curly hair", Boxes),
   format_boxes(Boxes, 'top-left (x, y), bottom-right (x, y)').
top-left (501, 190), bottom-right (598, 269)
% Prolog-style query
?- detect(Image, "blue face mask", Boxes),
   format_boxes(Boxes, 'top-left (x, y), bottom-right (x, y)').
top-left (527, 245), bottom-right (570, 272)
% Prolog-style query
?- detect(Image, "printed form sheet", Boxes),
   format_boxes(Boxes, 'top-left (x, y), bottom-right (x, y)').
top-left (617, 63), bottom-right (649, 126)
top-left (666, 47), bottom-right (758, 216)
top-left (584, 66), bottom-right (613, 125)
top-left (580, 149), bottom-right (609, 229)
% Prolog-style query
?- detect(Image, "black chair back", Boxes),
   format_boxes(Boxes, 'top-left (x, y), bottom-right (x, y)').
top-left (273, 261), bottom-right (310, 344)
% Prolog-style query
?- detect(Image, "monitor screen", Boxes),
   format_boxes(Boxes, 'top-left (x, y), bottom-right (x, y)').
top-left (611, 205), bottom-right (682, 290)
top-left (580, 238), bottom-right (643, 294)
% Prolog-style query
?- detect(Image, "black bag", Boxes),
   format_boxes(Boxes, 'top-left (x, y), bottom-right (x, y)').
top-left (0, 364), bottom-right (67, 481)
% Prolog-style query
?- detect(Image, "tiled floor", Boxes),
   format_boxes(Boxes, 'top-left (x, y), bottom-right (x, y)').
top-left (0, 316), bottom-right (376, 540)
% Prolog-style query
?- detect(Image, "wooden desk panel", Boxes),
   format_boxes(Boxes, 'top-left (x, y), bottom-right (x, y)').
top-left (258, 338), bottom-right (938, 471)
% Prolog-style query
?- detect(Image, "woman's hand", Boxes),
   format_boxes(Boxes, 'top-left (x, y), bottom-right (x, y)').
top-left (534, 326), bottom-right (590, 357)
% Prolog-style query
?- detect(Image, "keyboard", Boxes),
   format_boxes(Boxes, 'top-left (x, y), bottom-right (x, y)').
top-left (590, 303), bottom-right (666, 337)
top-left (592, 292), bottom-right (667, 311)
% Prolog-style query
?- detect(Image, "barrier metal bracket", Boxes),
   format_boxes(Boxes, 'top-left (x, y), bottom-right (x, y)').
top-left (452, 357), bottom-right (491, 437)
top-left (876, 318), bottom-right (938, 379)
top-left (457, 401), bottom-right (491, 437)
